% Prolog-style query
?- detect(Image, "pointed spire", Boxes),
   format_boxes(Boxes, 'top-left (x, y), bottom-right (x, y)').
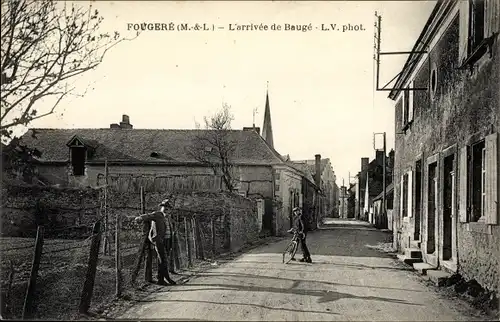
top-left (261, 83), bottom-right (274, 149)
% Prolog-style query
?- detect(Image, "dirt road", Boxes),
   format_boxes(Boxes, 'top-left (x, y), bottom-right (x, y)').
top-left (111, 219), bottom-right (486, 321)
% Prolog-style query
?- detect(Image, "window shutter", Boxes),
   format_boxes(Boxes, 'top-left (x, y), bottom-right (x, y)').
top-left (408, 170), bottom-right (413, 217)
top-left (485, 0), bottom-right (500, 39)
top-left (409, 83), bottom-right (414, 123)
top-left (485, 133), bottom-right (498, 225)
top-left (400, 95), bottom-right (405, 127)
top-left (458, 0), bottom-right (470, 64)
top-left (459, 146), bottom-right (468, 223)
top-left (400, 175), bottom-right (404, 217)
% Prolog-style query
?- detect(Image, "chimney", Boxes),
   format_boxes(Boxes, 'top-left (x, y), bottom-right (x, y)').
top-left (243, 127), bottom-right (260, 135)
top-left (361, 157), bottom-right (369, 172)
top-left (376, 150), bottom-right (384, 166)
top-left (119, 114), bottom-right (133, 129)
top-left (315, 154), bottom-right (321, 188)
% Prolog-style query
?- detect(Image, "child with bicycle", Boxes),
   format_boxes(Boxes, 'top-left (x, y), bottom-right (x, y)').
top-left (287, 207), bottom-right (312, 263)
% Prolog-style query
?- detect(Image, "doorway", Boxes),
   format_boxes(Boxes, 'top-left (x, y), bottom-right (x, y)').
top-left (427, 162), bottom-right (438, 254)
top-left (442, 154), bottom-right (455, 260)
top-left (414, 159), bottom-right (422, 241)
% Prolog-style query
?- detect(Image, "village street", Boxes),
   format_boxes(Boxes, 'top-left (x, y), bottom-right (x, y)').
top-left (107, 219), bottom-right (485, 321)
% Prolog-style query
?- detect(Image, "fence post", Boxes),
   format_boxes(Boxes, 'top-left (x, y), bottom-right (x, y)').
top-left (115, 213), bottom-right (122, 297)
top-left (191, 217), bottom-right (197, 260)
top-left (184, 217), bottom-right (192, 267)
top-left (22, 225), bottom-right (45, 320)
top-left (194, 217), bottom-right (204, 260)
top-left (211, 216), bottom-right (216, 257)
top-left (172, 217), bottom-right (181, 271)
top-left (140, 187), bottom-right (153, 283)
top-left (131, 187), bottom-right (152, 284)
top-left (79, 221), bottom-right (102, 314)
top-left (4, 261), bottom-right (14, 317)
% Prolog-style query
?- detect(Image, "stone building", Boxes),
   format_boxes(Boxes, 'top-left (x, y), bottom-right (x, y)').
top-left (18, 114), bottom-right (313, 237)
top-left (353, 151), bottom-right (394, 222)
top-left (338, 186), bottom-right (349, 219)
top-left (390, 0), bottom-right (499, 294)
top-left (293, 156), bottom-right (339, 218)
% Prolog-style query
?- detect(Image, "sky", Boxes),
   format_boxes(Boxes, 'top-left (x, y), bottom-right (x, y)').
top-left (16, 0), bottom-right (437, 187)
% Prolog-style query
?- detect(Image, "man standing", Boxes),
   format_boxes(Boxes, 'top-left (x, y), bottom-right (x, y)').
top-left (135, 198), bottom-right (176, 285)
top-left (287, 207), bottom-right (312, 263)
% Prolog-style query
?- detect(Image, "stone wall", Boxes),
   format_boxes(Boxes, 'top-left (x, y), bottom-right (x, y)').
top-left (392, 11), bottom-right (499, 293)
top-left (0, 181), bottom-right (260, 253)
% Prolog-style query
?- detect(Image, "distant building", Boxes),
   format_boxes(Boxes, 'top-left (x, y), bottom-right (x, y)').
top-left (293, 157), bottom-right (338, 218)
top-left (339, 186), bottom-right (349, 219)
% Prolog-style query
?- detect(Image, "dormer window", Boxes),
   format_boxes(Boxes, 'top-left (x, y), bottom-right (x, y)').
top-left (71, 147), bottom-right (86, 176)
top-left (66, 135), bottom-right (89, 177)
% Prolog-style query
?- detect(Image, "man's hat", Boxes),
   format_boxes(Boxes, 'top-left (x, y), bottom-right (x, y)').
top-left (159, 198), bottom-right (172, 207)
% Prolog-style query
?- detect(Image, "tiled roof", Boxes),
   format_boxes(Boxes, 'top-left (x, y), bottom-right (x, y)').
top-left (19, 128), bottom-right (286, 165)
top-left (293, 158), bottom-right (330, 174)
top-left (289, 162), bottom-right (316, 184)
top-left (373, 183), bottom-right (394, 201)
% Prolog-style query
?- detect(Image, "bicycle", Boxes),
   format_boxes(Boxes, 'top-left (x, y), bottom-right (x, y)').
top-left (282, 229), bottom-right (300, 264)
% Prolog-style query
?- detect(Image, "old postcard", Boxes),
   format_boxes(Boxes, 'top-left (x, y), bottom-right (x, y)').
top-left (1, 0), bottom-right (499, 320)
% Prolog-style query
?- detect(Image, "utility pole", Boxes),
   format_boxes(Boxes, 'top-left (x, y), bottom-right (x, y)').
top-left (341, 178), bottom-right (345, 219)
top-left (383, 132), bottom-right (387, 223)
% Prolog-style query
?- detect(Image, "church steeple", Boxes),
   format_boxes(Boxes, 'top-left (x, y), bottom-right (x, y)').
top-left (261, 83), bottom-right (274, 149)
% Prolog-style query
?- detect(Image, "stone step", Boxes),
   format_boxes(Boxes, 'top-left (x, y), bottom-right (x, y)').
top-left (425, 270), bottom-right (452, 287)
top-left (410, 240), bottom-right (421, 249)
top-left (397, 254), bottom-right (423, 265)
top-left (412, 262), bottom-right (437, 275)
top-left (405, 247), bottom-right (422, 259)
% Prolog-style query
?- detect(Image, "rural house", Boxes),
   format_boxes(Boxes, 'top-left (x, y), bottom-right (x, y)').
top-left (390, 0), bottom-right (499, 294)
top-left (354, 150), bottom-right (394, 222)
top-left (17, 111), bottom-right (319, 237)
top-left (293, 156), bottom-right (339, 218)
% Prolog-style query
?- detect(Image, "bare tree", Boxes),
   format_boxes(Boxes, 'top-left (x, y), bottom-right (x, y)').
top-left (1, 0), bottom-right (138, 139)
top-left (188, 104), bottom-right (238, 191)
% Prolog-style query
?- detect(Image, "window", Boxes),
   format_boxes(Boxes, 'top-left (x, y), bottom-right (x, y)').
top-left (469, 0), bottom-right (485, 55)
top-left (71, 147), bottom-right (86, 176)
top-left (468, 140), bottom-right (486, 222)
top-left (401, 170), bottom-right (413, 218)
top-left (460, 133), bottom-right (498, 226)
top-left (402, 173), bottom-right (409, 217)
top-left (430, 68), bottom-right (437, 96)
top-left (458, 0), bottom-right (494, 67)
top-left (401, 82), bottom-right (414, 130)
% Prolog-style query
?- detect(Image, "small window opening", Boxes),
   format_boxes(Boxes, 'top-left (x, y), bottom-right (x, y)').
top-left (150, 152), bottom-right (159, 158)
top-left (71, 147), bottom-right (86, 176)
top-left (469, 140), bottom-right (486, 222)
top-left (431, 68), bottom-right (437, 96)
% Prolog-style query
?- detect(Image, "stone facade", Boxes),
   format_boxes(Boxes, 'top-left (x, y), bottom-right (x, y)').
top-left (1, 181), bottom-right (260, 254)
top-left (391, 0), bottom-right (499, 293)
top-left (273, 165), bottom-right (303, 236)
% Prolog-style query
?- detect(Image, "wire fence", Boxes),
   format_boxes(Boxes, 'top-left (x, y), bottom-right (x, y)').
top-left (0, 224), bottom-right (97, 320)
top-left (0, 185), bottom-right (247, 320)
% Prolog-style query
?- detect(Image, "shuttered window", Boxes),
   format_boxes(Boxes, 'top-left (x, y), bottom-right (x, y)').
top-left (408, 170), bottom-right (413, 217)
top-left (485, 133), bottom-right (498, 225)
top-left (458, 133), bottom-right (498, 225)
top-left (459, 0), bottom-right (499, 65)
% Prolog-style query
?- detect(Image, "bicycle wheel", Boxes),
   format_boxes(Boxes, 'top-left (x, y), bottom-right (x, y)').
top-left (283, 241), bottom-right (298, 264)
